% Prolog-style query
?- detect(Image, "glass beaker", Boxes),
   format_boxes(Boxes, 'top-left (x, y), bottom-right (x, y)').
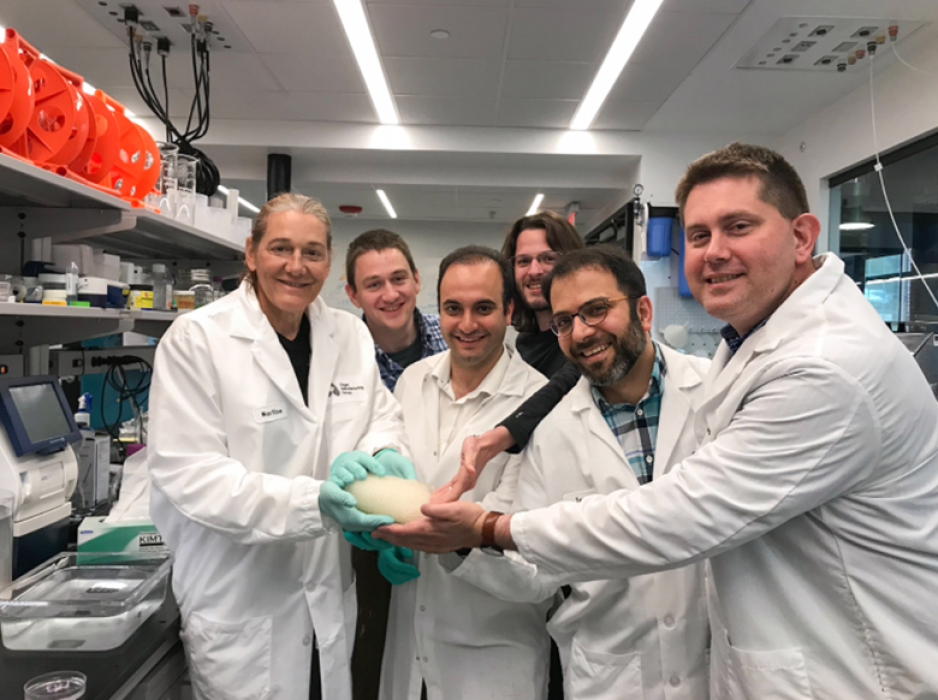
top-left (175, 154), bottom-right (198, 226)
top-left (24, 672), bottom-right (87, 700)
top-left (154, 142), bottom-right (179, 217)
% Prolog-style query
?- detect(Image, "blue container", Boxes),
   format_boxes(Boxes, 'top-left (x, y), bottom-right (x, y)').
top-left (645, 205), bottom-right (678, 258)
top-left (678, 226), bottom-right (693, 298)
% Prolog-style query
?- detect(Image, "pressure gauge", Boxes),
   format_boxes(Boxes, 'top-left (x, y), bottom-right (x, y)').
top-left (633, 184), bottom-right (644, 197)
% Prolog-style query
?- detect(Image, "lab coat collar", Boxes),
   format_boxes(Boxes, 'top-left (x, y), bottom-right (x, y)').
top-left (229, 282), bottom-right (334, 422)
top-left (426, 345), bottom-right (528, 401)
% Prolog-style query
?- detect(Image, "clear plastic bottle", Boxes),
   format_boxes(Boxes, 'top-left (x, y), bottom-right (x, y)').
top-left (65, 261), bottom-right (79, 304)
top-left (152, 264), bottom-right (168, 310)
top-left (190, 268), bottom-right (214, 308)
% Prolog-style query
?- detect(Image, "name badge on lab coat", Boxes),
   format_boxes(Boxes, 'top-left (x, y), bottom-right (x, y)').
top-left (253, 404), bottom-right (288, 423)
top-left (329, 376), bottom-right (367, 405)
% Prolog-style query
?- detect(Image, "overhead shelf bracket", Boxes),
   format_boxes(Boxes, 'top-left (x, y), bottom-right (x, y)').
top-left (0, 207), bottom-right (136, 243)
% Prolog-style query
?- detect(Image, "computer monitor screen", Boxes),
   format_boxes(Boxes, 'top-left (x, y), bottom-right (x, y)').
top-left (9, 384), bottom-right (74, 445)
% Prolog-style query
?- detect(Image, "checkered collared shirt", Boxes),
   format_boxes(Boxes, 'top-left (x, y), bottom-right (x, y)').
top-left (720, 318), bottom-right (769, 355)
top-left (373, 309), bottom-right (448, 392)
top-left (591, 341), bottom-right (667, 485)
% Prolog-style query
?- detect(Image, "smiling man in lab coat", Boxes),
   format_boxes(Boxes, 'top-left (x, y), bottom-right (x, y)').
top-left (377, 143), bottom-right (938, 699)
top-left (376, 245), bottom-right (553, 700)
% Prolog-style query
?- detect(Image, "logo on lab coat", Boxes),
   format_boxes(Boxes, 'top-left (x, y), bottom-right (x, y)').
top-left (253, 404), bottom-right (288, 423)
top-left (329, 376), bottom-right (366, 404)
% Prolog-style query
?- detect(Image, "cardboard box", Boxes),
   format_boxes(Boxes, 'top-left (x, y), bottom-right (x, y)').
top-left (77, 516), bottom-right (168, 554)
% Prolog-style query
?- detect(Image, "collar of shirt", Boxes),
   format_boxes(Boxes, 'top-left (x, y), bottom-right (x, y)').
top-left (371, 309), bottom-right (448, 391)
top-left (432, 345), bottom-right (512, 403)
top-left (590, 340), bottom-right (667, 412)
top-left (720, 317), bottom-right (769, 355)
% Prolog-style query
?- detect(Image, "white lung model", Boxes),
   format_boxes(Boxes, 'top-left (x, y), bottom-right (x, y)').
top-left (344, 475), bottom-right (433, 524)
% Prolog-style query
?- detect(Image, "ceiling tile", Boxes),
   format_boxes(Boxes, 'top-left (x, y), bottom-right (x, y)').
top-left (369, 5), bottom-right (509, 59)
top-left (1, 0), bottom-right (126, 49)
top-left (261, 53), bottom-right (365, 93)
top-left (196, 53), bottom-right (282, 92)
top-left (591, 100), bottom-right (662, 130)
top-left (500, 61), bottom-right (594, 99)
top-left (368, 0), bottom-right (509, 5)
top-left (629, 10), bottom-right (736, 69)
top-left (221, 1), bottom-right (349, 54)
top-left (102, 87), bottom-right (195, 120)
top-left (661, 0), bottom-right (750, 13)
top-left (606, 63), bottom-right (691, 103)
top-left (41, 47), bottom-right (136, 88)
top-left (514, 0), bottom-right (628, 7)
top-left (288, 93), bottom-right (378, 123)
top-left (385, 58), bottom-right (502, 98)
top-left (496, 98), bottom-right (578, 128)
top-left (207, 91), bottom-right (303, 120)
top-left (508, 7), bottom-right (623, 62)
top-left (397, 96), bottom-right (497, 127)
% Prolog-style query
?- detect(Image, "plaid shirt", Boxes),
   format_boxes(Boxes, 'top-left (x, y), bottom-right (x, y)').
top-left (591, 341), bottom-right (667, 485)
top-left (721, 318), bottom-right (769, 355)
top-left (373, 309), bottom-right (447, 392)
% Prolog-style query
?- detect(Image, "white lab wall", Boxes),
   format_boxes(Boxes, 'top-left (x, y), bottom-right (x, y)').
top-left (323, 217), bottom-right (510, 314)
top-left (776, 34), bottom-right (938, 252)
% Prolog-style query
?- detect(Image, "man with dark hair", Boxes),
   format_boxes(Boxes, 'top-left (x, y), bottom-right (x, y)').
top-left (345, 229), bottom-right (447, 392)
top-left (378, 143), bottom-right (938, 699)
top-left (384, 245), bottom-right (711, 699)
top-left (344, 229), bottom-right (448, 700)
top-left (366, 246), bottom-right (552, 700)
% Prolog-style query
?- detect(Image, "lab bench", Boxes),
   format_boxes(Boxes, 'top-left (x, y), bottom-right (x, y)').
top-left (0, 592), bottom-right (185, 700)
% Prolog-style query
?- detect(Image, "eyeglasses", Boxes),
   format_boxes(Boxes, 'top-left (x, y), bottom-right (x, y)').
top-left (511, 251), bottom-right (562, 268)
top-left (550, 296), bottom-right (635, 337)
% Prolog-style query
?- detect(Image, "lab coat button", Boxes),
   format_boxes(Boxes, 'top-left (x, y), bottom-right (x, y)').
top-left (669, 675), bottom-right (681, 687)
top-left (663, 614), bottom-right (675, 627)
top-left (302, 635), bottom-right (312, 646)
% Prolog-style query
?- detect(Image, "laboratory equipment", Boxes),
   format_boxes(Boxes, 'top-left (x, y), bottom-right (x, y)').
top-left (0, 552), bottom-right (172, 651)
top-left (175, 155), bottom-right (198, 225)
top-left (0, 376), bottom-right (80, 591)
top-left (646, 205), bottom-right (677, 258)
top-left (23, 671), bottom-right (86, 699)
top-left (151, 264), bottom-right (169, 311)
top-left (189, 269), bottom-right (213, 308)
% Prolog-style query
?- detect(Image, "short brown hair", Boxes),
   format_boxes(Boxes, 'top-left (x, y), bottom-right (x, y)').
top-left (502, 210), bottom-right (585, 332)
top-left (675, 142), bottom-right (810, 223)
top-left (243, 193), bottom-right (332, 288)
top-left (345, 229), bottom-right (417, 291)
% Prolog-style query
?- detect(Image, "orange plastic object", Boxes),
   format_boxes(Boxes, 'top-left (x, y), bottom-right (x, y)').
top-left (0, 30), bottom-right (36, 150)
top-left (9, 33), bottom-right (87, 164)
top-left (46, 65), bottom-right (92, 168)
top-left (78, 90), bottom-right (119, 184)
top-left (64, 89), bottom-right (97, 173)
top-left (99, 92), bottom-right (160, 201)
top-left (0, 37), bottom-right (15, 128)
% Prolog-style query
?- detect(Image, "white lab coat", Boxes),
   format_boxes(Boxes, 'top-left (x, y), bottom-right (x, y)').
top-left (451, 344), bottom-right (711, 700)
top-left (380, 346), bottom-right (554, 700)
top-left (148, 283), bottom-right (408, 700)
top-left (511, 254), bottom-right (938, 699)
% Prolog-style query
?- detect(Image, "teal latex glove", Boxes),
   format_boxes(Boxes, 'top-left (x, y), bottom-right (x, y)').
top-left (377, 546), bottom-right (420, 585)
top-left (375, 448), bottom-right (417, 480)
top-left (319, 481), bottom-right (393, 532)
top-left (329, 451), bottom-right (386, 486)
top-left (344, 529), bottom-right (393, 552)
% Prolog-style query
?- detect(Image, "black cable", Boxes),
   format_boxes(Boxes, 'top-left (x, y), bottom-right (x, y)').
top-left (162, 55), bottom-right (170, 143)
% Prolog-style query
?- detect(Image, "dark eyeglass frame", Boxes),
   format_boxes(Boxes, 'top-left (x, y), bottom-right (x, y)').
top-left (550, 295), bottom-right (638, 337)
top-left (510, 251), bottom-right (563, 268)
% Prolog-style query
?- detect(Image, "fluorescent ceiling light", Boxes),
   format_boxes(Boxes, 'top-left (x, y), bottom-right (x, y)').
top-left (217, 185), bottom-right (261, 214)
top-left (570, 0), bottom-right (665, 131)
top-left (526, 193), bottom-right (544, 216)
top-left (376, 189), bottom-right (397, 218)
top-left (333, 0), bottom-right (399, 125)
top-left (839, 222), bottom-right (875, 231)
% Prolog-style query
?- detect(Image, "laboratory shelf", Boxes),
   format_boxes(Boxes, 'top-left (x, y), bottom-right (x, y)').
top-left (0, 153), bottom-right (243, 261)
top-left (0, 304), bottom-right (134, 352)
top-left (130, 309), bottom-right (181, 338)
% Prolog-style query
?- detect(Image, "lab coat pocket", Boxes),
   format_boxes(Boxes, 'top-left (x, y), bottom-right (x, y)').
top-left (568, 639), bottom-right (644, 700)
top-left (713, 630), bottom-right (814, 700)
top-left (183, 612), bottom-right (273, 700)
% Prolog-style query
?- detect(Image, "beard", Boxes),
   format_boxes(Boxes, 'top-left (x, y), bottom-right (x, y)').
top-left (570, 316), bottom-right (647, 387)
